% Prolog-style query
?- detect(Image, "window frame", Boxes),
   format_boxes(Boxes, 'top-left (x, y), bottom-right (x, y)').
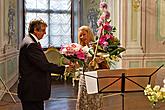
top-left (23, 0), bottom-right (74, 49)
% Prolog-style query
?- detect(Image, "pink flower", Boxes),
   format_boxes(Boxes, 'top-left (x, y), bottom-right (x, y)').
top-left (66, 46), bottom-right (71, 51)
top-left (97, 27), bottom-right (104, 36)
top-left (60, 43), bottom-right (86, 61)
top-left (100, 15), bottom-right (106, 20)
top-left (105, 34), bottom-right (113, 40)
top-left (76, 49), bottom-right (85, 60)
top-left (97, 18), bottom-right (103, 27)
top-left (103, 11), bottom-right (110, 19)
top-left (71, 43), bottom-right (77, 48)
top-left (99, 35), bottom-right (107, 46)
top-left (99, 2), bottom-right (108, 11)
top-left (103, 22), bottom-right (112, 32)
top-left (103, 41), bottom-right (108, 47)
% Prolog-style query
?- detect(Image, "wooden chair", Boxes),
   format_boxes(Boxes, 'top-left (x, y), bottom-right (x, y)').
top-left (44, 47), bottom-right (75, 82)
top-left (44, 47), bottom-right (64, 80)
top-left (44, 47), bottom-right (81, 86)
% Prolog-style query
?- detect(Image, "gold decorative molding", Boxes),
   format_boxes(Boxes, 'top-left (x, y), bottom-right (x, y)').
top-left (8, 0), bottom-right (16, 44)
top-left (132, 0), bottom-right (141, 11)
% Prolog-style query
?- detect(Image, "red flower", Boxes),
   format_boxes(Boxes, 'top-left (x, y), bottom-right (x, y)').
top-left (99, 35), bottom-right (107, 46)
top-left (103, 22), bottom-right (112, 32)
top-left (106, 34), bottom-right (114, 40)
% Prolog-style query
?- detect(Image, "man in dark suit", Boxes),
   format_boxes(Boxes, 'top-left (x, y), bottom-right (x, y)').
top-left (17, 18), bottom-right (65, 110)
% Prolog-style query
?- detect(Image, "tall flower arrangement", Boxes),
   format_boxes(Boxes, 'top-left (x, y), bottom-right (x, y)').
top-left (89, 1), bottom-right (125, 69)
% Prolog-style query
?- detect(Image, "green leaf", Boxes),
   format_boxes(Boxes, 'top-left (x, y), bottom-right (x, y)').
top-left (109, 47), bottom-right (126, 56)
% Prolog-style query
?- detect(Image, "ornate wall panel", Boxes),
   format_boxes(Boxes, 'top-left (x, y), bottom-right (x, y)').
top-left (125, 0), bottom-right (143, 54)
top-left (145, 0), bottom-right (165, 53)
top-left (157, 0), bottom-right (165, 40)
top-left (0, 62), bottom-right (5, 81)
top-left (0, 0), bottom-right (20, 99)
top-left (122, 0), bottom-right (165, 68)
top-left (81, 0), bottom-right (100, 35)
top-left (0, 0), bottom-right (5, 52)
top-left (7, 57), bottom-right (17, 80)
top-left (4, 0), bottom-right (17, 45)
top-left (146, 61), bottom-right (165, 67)
top-left (0, 62), bottom-right (5, 99)
top-left (129, 61), bottom-right (140, 68)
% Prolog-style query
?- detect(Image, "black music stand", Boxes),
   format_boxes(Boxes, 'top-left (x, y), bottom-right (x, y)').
top-left (84, 64), bottom-right (164, 110)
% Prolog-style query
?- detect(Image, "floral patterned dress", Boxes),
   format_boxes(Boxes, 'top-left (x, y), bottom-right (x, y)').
top-left (76, 74), bottom-right (103, 110)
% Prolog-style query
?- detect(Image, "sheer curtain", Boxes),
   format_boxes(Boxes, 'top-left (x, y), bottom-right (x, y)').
top-left (25, 0), bottom-right (71, 48)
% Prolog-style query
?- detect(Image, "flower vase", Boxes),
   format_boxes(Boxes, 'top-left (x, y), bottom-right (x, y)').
top-left (151, 102), bottom-right (160, 110)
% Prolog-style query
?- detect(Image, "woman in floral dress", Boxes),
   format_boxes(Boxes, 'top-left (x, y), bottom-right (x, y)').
top-left (76, 26), bottom-right (103, 110)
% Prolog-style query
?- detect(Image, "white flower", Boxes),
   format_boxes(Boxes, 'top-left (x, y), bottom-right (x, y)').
top-left (82, 46), bottom-right (94, 57)
top-left (160, 87), bottom-right (165, 92)
top-left (144, 84), bottom-right (165, 103)
top-left (82, 46), bottom-right (89, 53)
top-left (146, 84), bottom-right (151, 88)
top-left (153, 85), bottom-right (161, 91)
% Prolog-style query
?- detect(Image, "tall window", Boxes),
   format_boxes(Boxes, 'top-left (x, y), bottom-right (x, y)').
top-left (25, 0), bottom-right (72, 48)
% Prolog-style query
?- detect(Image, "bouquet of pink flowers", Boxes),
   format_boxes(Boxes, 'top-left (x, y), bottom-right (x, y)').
top-left (60, 43), bottom-right (87, 66)
top-left (95, 1), bottom-right (125, 61)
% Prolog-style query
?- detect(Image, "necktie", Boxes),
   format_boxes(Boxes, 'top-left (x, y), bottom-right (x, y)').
top-left (38, 42), bottom-right (42, 48)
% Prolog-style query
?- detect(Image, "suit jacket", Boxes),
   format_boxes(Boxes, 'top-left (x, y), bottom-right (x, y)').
top-left (17, 34), bottom-right (65, 101)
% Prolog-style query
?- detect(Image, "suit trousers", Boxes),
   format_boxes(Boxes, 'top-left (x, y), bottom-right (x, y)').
top-left (21, 100), bottom-right (44, 110)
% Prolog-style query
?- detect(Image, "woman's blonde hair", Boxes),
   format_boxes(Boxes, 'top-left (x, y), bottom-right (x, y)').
top-left (78, 26), bottom-right (95, 45)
